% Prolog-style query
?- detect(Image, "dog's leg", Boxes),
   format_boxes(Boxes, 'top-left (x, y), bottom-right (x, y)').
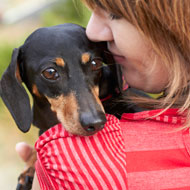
top-left (16, 149), bottom-right (37, 190)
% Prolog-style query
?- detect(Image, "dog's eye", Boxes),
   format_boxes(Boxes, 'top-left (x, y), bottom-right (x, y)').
top-left (42, 68), bottom-right (59, 80)
top-left (91, 58), bottom-right (103, 71)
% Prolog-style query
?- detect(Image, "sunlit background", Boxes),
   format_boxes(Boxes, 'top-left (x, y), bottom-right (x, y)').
top-left (0, 0), bottom-right (90, 189)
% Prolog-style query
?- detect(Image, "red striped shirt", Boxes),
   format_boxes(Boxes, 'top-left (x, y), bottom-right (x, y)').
top-left (35, 109), bottom-right (190, 190)
top-left (35, 114), bottom-right (127, 190)
top-left (121, 109), bottom-right (190, 190)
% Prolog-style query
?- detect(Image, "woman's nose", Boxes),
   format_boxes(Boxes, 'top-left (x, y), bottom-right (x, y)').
top-left (86, 12), bottom-right (113, 42)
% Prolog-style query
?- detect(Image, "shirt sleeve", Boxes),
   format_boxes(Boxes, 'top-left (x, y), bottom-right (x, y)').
top-left (35, 114), bottom-right (128, 190)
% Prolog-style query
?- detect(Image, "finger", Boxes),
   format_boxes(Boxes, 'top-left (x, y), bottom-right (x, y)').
top-left (16, 142), bottom-right (33, 162)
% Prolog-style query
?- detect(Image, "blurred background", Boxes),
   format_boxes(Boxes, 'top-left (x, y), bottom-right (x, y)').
top-left (0, 0), bottom-right (90, 189)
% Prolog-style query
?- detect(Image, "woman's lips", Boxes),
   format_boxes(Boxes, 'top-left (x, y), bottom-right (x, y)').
top-left (112, 54), bottom-right (126, 64)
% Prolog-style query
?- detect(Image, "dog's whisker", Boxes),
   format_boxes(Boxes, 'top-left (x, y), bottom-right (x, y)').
top-left (105, 63), bottom-right (114, 66)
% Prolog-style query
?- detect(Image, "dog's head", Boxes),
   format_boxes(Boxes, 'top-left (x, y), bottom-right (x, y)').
top-left (0, 24), bottom-right (121, 136)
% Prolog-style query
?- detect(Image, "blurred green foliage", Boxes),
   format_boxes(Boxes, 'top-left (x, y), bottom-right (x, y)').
top-left (42, 0), bottom-right (91, 27)
top-left (0, 43), bottom-right (15, 77)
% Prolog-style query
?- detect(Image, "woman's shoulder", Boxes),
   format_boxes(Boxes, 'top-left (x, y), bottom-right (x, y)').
top-left (120, 108), bottom-right (185, 125)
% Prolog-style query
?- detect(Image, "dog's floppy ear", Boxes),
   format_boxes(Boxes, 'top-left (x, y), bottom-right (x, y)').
top-left (0, 48), bottom-right (32, 132)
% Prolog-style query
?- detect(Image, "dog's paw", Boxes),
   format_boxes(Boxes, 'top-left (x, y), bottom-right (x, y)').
top-left (16, 166), bottom-right (35, 190)
top-left (16, 147), bottom-right (37, 190)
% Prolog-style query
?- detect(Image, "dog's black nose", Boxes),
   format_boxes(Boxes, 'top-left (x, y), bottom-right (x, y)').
top-left (86, 124), bottom-right (105, 132)
top-left (80, 112), bottom-right (106, 133)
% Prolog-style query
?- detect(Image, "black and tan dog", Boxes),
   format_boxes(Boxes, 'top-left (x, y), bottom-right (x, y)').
top-left (0, 23), bottom-right (124, 190)
top-left (0, 23), bottom-right (122, 136)
top-left (0, 23), bottom-right (146, 190)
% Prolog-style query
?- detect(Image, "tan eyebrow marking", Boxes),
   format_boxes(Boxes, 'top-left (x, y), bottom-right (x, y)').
top-left (81, 53), bottom-right (91, 64)
top-left (55, 57), bottom-right (65, 67)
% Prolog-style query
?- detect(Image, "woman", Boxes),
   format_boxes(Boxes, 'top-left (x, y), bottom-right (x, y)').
top-left (18, 0), bottom-right (190, 189)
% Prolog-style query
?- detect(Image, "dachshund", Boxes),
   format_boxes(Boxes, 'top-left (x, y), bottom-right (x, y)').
top-left (0, 23), bottom-right (123, 190)
top-left (0, 23), bottom-right (146, 190)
